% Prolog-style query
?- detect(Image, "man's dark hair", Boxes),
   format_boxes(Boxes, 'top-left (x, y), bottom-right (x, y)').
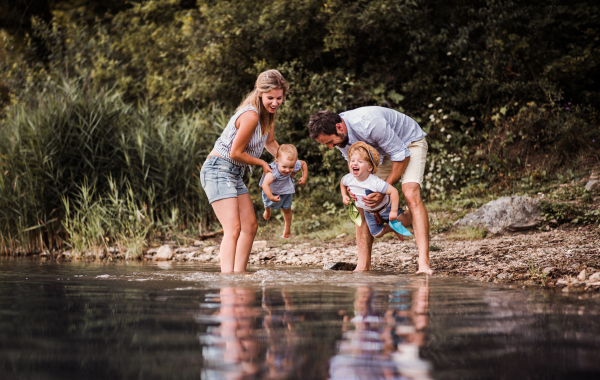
top-left (308, 111), bottom-right (341, 140)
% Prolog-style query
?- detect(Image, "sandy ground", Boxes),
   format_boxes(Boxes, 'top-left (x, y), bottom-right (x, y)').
top-left (160, 223), bottom-right (600, 291)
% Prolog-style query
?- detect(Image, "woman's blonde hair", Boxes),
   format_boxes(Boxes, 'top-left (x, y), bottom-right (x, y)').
top-left (236, 70), bottom-right (289, 136)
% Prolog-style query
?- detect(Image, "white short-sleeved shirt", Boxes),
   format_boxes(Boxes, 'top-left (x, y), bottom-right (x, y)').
top-left (342, 173), bottom-right (390, 212)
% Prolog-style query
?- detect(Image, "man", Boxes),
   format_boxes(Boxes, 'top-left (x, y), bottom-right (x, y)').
top-left (308, 106), bottom-right (432, 275)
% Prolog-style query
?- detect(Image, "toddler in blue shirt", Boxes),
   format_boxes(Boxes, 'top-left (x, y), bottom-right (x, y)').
top-left (260, 144), bottom-right (308, 238)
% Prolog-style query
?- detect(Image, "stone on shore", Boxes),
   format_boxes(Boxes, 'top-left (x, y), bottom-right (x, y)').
top-left (153, 245), bottom-right (173, 261)
top-left (252, 240), bottom-right (268, 252)
top-left (324, 262), bottom-right (357, 271)
top-left (585, 180), bottom-right (599, 192)
top-left (454, 196), bottom-right (542, 234)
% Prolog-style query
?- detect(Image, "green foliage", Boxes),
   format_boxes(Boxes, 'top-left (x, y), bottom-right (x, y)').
top-left (0, 79), bottom-right (219, 254)
top-left (2, 0), bottom-right (600, 252)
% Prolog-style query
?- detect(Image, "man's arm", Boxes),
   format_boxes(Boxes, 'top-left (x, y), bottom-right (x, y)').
top-left (386, 157), bottom-right (410, 185)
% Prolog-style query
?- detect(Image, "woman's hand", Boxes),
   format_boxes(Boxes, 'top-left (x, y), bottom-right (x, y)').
top-left (261, 161), bottom-right (272, 175)
top-left (347, 189), bottom-right (358, 202)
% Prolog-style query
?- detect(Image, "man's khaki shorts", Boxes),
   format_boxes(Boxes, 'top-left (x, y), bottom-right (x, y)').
top-left (375, 137), bottom-right (428, 186)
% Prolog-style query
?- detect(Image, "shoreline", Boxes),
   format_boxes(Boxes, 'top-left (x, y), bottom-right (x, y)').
top-left (8, 223), bottom-right (599, 292)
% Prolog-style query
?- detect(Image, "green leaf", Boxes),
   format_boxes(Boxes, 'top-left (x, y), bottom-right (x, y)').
top-left (348, 200), bottom-right (362, 226)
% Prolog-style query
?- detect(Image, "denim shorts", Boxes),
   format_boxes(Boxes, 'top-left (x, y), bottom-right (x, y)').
top-left (262, 191), bottom-right (293, 210)
top-left (364, 203), bottom-right (404, 236)
top-left (200, 156), bottom-right (249, 204)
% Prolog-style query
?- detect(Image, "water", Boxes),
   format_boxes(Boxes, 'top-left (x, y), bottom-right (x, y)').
top-left (1, 259), bottom-right (600, 380)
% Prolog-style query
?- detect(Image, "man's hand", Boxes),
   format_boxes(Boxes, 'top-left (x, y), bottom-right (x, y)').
top-left (342, 194), bottom-right (351, 205)
top-left (363, 192), bottom-right (385, 208)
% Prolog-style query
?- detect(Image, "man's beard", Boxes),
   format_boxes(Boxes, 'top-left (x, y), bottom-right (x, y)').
top-left (337, 133), bottom-right (349, 148)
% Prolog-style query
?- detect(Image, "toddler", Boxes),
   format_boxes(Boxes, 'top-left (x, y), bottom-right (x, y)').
top-left (340, 141), bottom-right (412, 239)
top-left (260, 144), bottom-right (308, 238)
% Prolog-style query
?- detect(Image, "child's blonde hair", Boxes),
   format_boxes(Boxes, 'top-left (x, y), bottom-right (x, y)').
top-left (236, 70), bottom-right (289, 136)
top-left (276, 144), bottom-right (298, 161)
top-left (348, 142), bottom-right (380, 174)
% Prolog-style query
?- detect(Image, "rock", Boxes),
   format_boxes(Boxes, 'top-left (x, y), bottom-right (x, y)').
top-left (336, 233), bottom-right (348, 239)
top-left (324, 262), bottom-right (357, 271)
top-left (454, 196), bottom-right (542, 234)
top-left (542, 267), bottom-right (556, 275)
top-left (175, 247), bottom-right (198, 253)
top-left (585, 180), bottom-right (599, 192)
top-left (252, 240), bottom-right (268, 252)
top-left (193, 240), bottom-right (203, 247)
top-left (153, 245), bottom-right (173, 261)
top-left (588, 272), bottom-right (600, 282)
top-left (562, 280), bottom-right (585, 292)
top-left (555, 278), bottom-right (570, 287)
top-left (577, 269), bottom-right (587, 281)
top-left (203, 246), bottom-right (216, 254)
top-left (496, 273), bottom-right (512, 280)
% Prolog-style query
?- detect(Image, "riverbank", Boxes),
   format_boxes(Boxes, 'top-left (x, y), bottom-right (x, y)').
top-left (29, 221), bottom-right (599, 291)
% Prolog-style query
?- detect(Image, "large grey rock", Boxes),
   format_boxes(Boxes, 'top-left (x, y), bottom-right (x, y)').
top-left (153, 245), bottom-right (173, 261)
top-left (585, 180), bottom-right (599, 192)
top-left (454, 196), bottom-right (542, 235)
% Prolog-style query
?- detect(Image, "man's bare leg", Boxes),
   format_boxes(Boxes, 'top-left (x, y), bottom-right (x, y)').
top-left (355, 208), bottom-right (373, 271)
top-left (402, 183), bottom-right (432, 275)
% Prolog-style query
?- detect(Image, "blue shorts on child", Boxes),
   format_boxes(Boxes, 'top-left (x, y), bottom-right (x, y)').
top-left (262, 192), bottom-right (294, 210)
top-left (364, 202), bottom-right (404, 236)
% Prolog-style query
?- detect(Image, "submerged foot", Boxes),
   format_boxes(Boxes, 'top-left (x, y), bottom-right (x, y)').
top-left (263, 208), bottom-right (271, 221)
top-left (416, 265), bottom-right (433, 275)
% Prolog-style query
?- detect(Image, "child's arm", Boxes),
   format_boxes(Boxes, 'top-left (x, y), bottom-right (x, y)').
top-left (297, 160), bottom-right (308, 185)
top-left (262, 173), bottom-right (281, 202)
top-left (340, 178), bottom-right (351, 205)
top-left (384, 185), bottom-right (400, 221)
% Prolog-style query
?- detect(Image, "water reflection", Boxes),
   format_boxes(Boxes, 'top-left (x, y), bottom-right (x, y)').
top-left (330, 281), bottom-right (432, 380)
top-left (198, 281), bottom-right (431, 380)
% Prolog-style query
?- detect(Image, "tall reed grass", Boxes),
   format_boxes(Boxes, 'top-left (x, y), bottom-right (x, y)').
top-left (0, 79), bottom-right (223, 256)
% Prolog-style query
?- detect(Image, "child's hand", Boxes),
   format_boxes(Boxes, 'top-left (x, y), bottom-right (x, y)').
top-left (298, 177), bottom-right (306, 186)
top-left (388, 211), bottom-right (398, 221)
top-left (342, 194), bottom-right (351, 205)
top-left (269, 195), bottom-right (281, 202)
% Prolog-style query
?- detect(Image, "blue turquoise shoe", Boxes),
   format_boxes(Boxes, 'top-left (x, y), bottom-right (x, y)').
top-left (389, 220), bottom-right (412, 236)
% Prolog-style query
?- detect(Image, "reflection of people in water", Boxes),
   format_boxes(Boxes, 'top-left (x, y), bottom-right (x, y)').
top-left (329, 281), bottom-right (432, 380)
top-left (200, 287), bottom-right (262, 380)
top-left (262, 289), bottom-right (304, 379)
top-left (199, 287), bottom-right (303, 380)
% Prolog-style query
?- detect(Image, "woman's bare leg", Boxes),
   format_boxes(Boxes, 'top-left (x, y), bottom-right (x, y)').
top-left (211, 197), bottom-right (241, 273)
top-left (234, 193), bottom-right (258, 272)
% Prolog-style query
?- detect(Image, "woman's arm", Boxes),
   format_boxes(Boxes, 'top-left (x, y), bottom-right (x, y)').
top-left (230, 111), bottom-right (271, 173)
top-left (264, 123), bottom-right (279, 158)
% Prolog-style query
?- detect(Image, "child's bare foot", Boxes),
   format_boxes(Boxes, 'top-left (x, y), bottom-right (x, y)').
top-left (416, 264), bottom-right (433, 275)
top-left (282, 229), bottom-right (291, 239)
top-left (263, 208), bottom-right (271, 220)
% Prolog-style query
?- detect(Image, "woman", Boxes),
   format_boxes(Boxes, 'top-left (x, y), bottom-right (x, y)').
top-left (200, 70), bottom-right (289, 273)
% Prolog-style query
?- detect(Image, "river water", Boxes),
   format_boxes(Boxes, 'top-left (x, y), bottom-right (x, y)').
top-left (1, 259), bottom-right (600, 379)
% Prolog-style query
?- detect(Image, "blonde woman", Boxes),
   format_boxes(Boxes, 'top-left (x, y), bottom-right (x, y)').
top-left (200, 70), bottom-right (289, 273)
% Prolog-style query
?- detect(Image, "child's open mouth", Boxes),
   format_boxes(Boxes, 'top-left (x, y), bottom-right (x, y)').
top-left (352, 167), bottom-right (360, 175)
